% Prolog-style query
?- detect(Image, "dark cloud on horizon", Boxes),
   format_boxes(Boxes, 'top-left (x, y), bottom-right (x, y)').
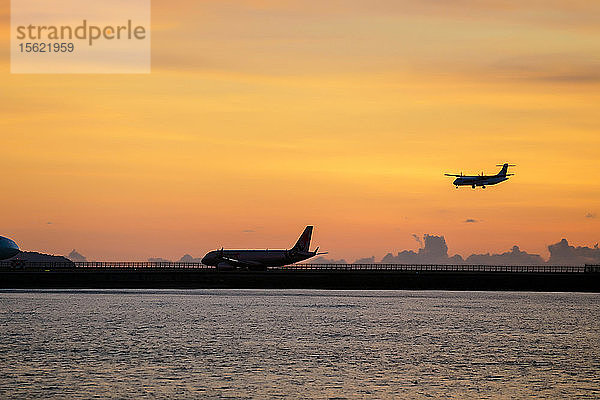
top-left (312, 256), bottom-right (348, 264)
top-left (148, 257), bottom-right (171, 263)
top-left (67, 249), bottom-right (87, 262)
top-left (375, 234), bottom-right (600, 266)
top-left (382, 234), bottom-right (463, 264)
top-left (411, 234), bottom-right (423, 247)
top-left (67, 251), bottom-right (207, 263)
top-left (63, 236), bottom-right (600, 267)
top-left (354, 256), bottom-right (376, 264)
top-left (242, 229), bottom-right (256, 233)
top-left (547, 239), bottom-right (600, 266)
top-left (178, 254), bottom-right (203, 263)
top-left (466, 246), bottom-right (545, 266)
top-left (464, 219), bottom-right (478, 223)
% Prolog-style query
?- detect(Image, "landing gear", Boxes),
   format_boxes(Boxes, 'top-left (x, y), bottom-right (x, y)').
top-left (472, 184), bottom-right (476, 189)
top-left (456, 186), bottom-right (459, 189)
top-left (482, 185), bottom-right (486, 189)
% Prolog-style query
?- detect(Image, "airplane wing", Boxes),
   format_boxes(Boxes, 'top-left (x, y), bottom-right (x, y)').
top-left (444, 173), bottom-right (463, 177)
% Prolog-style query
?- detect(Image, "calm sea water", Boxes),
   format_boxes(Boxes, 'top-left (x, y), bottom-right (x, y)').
top-left (0, 290), bottom-right (598, 399)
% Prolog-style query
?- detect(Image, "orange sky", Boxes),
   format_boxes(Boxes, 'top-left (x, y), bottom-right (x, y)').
top-left (1, 0), bottom-right (599, 261)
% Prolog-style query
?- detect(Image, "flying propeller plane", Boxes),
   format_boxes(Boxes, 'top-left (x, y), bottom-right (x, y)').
top-left (445, 163), bottom-right (515, 189)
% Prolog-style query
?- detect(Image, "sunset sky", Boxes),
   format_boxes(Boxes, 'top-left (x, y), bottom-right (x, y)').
top-left (1, 0), bottom-right (599, 261)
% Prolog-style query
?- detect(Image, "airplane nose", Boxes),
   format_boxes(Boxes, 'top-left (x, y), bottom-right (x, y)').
top-left (201, 253), bottom-right (212, 265)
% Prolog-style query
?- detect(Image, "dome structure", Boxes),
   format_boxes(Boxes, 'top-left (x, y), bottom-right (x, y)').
top-left (0, 236), bottom-right (20, 260)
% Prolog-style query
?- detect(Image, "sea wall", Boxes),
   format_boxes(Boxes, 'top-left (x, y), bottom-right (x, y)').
top-left (1, 269), bottom-right (599, 292)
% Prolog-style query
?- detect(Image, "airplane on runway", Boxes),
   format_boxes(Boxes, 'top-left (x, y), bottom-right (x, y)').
top-left (201, 226), bottom-right (327, 270)
top-left (0, 236), bottom-right (20, 260)
top-left (445, 163), bottom-right (515, 189)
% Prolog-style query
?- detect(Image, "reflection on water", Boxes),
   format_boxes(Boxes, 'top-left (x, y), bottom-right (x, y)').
top-left (0, 290), bottom-right (599, 399)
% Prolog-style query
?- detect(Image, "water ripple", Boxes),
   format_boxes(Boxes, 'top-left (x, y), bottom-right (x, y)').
top-left (0, 290), bottom-right (598, 398)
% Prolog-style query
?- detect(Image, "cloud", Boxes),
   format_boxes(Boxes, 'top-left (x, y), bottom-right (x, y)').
top-left (487, 53), bottom-right (600, 84)
top-left (148, 257), bottom-right (171, 262)
top-left (465, 246), bottom-right (545, 266)
top-left (411, 234), bottom-right (423, 247)
top-left (153, 1), bottom-right (600, 32)
top-left (46, 222), bottom-right (53, 225)
top-left (178, 254), bottom-right (203, 262)
top-left (420, 234), bottom-right (450, 260)
top-left (67, 249), bottom-right (87, 262)
top-left (151, 0), bottom-right (600, 80)
top-left (354, 256), bottom-right (376, 264)
top-left (547, 239), bottom-right (600, 265)
top-left (464, 218), bottom-right (478, 223)
top-left (382, 234), bottom-right (464, 264)
top-left (366, 235), bottom-right (600, 266)
top-left (242, 229), bottom-right (256, 233)
top-left (586, 213), bottom-right (596, 219)
top-left (538, 74), bottom-right (600, 83)
top-left (311, 256), bottom-right (347, 264)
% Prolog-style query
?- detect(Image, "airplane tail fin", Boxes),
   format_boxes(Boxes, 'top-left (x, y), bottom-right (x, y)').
top-left (291, 226), bottom-right (313, 253)
top-left (496, 163), bottom-right (509, 177)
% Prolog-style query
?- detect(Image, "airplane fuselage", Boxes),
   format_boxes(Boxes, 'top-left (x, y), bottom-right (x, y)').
top-left (453, 175), bottom-right (508, 188)
top-left (201, 249), bottom-right (312, 270)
